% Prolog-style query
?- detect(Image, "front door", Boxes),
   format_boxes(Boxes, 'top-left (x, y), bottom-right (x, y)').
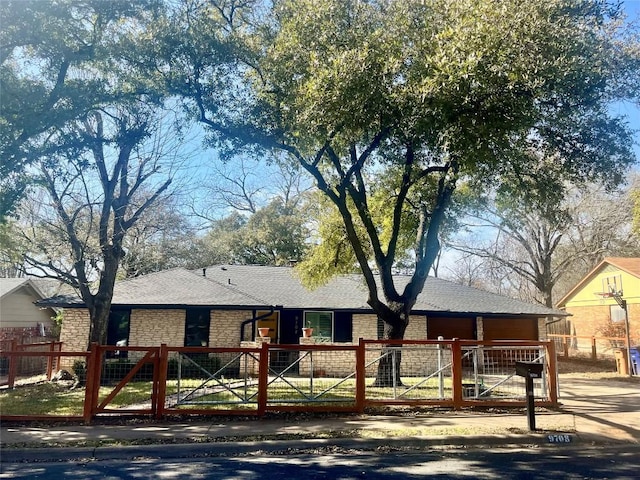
top-left (256, 310), bottom-right (278, 341)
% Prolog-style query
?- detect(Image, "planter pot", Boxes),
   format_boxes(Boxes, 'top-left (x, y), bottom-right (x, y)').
top-left (302, 327), bottom-right (313, 338)
top-left (258, 327), bottom-right (270, 338)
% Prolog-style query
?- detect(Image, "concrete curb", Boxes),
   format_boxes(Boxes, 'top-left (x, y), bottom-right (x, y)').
top-left (1, 433), bottom-right (604, 464)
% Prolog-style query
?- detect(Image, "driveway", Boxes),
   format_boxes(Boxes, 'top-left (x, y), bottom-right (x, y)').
top-left (558, 375), bottom-right (640, 443)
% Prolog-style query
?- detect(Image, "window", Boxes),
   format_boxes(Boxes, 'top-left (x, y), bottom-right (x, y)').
top-left (185, 308), bottom-right (211, 347)
top-left (107, 310), bottom-right (130, 358)
top-left (610, 305), bottom-right (626, 324)
top-left (304, 311), bottom-right (333, 341)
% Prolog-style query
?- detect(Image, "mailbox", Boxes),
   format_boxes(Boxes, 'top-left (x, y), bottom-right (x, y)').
top-left (515, 361), bottom-right (544, 431)
top-left (515, 361), bottom-right (543, 379)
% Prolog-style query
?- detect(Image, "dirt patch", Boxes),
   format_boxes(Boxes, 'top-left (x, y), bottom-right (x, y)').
top-left (556, 356), bottom-right (616, 374)
top-left (556, 356), bottom-right (640, 383)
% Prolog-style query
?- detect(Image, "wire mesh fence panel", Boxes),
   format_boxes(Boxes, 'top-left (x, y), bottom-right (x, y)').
top-left (95, 348), bottom-right (158, 414)
top-left (364, 343), bottom-right (454, 402)
top-left (266, 346), bottom-right (358, 407)
top-left (165, 349), bottom-right (260, 411)
top-left (462, 346), bottom-right (547, 400)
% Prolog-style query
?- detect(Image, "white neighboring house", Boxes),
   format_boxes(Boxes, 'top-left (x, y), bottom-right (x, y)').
top-left (0, 278), bottom-right (57, 339)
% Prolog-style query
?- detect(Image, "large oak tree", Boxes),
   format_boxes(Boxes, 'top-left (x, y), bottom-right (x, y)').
top-left (153, 0), bottom-right (638, 383)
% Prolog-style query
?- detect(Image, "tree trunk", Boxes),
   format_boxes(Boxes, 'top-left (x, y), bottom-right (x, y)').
top-left (88, 295), bottom-right (112, 346)
top-left (86, 248), bottom-right (122, 347)
top-left (372, 307), bottom-right (409, 387)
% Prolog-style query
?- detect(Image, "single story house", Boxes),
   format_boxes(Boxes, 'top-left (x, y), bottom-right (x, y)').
top-left (556, 257), bottom-right (640, 347)
top-left (41, 265), bottom-right (566, 354)
top-left (0, 277), bottom-right (57, 341)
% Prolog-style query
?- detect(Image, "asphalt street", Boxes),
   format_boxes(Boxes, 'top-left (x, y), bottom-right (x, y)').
top-left (1, 444), bottom-right (639, 479)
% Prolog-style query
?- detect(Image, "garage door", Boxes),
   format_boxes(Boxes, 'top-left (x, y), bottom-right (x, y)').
top-left (482, 318), bottom-right (538, 340)
top-left (427, 317), bottom-right (476, 340)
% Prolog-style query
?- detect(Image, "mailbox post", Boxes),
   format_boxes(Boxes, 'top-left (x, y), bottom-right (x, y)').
top-left (515, 361), bottom-right (544, 431)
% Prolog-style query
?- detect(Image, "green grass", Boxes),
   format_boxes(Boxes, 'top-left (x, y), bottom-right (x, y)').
top-left (0, 383), bottom-right (87, 416)
top-left (0, 381), bottom-right (157, 416)
top-left (0, 375), bottom-right (464, 416)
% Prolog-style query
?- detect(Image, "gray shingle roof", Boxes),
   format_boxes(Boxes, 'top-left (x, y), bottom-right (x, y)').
top-left (110, 268), bottom-right (268, 307)
top-left (200, 265), bottom-right (565, 317)
top-left (37, 265), bottom-right (566, 317)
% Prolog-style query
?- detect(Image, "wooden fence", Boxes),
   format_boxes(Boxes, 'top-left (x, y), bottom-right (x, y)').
top-left (0, 340), bottom-right (63, 387)
top-left (0, 339), bottom-right (559, 423)
top-left (548, 334), bottom-right (627, 360)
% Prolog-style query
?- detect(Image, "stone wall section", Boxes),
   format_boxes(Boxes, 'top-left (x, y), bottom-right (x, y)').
top-left (59, 308), bottom-right (91, 370)
top-left (210, 310), bottom-right (253, 348)
top-left (295, 341), bottom-right (451, 378)
top-left (352, 314), bottom-right (377, 341)
top-left (129, 309), bottom-right (186, 347)
top-left (405, 315), bottom-right (427, 339)
top-left (239, 338), bottom-right (269, 377)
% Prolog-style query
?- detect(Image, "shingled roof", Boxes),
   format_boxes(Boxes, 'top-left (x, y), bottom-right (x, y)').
top-left (38, 264), bottom-right (565, 317)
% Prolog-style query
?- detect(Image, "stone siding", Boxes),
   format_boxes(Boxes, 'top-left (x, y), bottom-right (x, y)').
top-left (58, 308), bottom-right (90, 369)
top-left (352, 314), bottom-right (377, 341)
top-left (296, 340), bottom-right (451, 378)
top-left (129, 309), bottom-right (186, 347)
top-left (352, 314), bottom-right (427, 341)
top-left (405, 315), bottom-right (427, 339)
top-left (210, 310), bottom-right (253, 348)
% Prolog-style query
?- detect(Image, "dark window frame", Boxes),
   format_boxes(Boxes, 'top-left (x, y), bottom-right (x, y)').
top-left (184, 308), bottom-right (211, 347)
top-left (107, 309), bottom-right (131, 359)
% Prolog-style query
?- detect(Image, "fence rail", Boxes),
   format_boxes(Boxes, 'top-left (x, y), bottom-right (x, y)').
top-left (548, 334), bottom-right (627, 360)
top-left (0, 340), bottom-right (63, 388)
top-left (0, 339), bottom-right (558, 423)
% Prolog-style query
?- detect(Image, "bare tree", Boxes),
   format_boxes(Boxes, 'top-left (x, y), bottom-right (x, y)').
top-left (193, 155), bottom-right (313, 221)
top-left (18, 106), bottom-right (180, 345)
top-left (449, 182), bottom-right (636, 307)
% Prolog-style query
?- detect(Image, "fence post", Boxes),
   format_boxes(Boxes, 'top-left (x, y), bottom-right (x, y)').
top-left (83, 343), bottom-right (101, 424)
top-left (7, 339), bottom-right (18, 389)
top-left (56, 341), bottom-right (62, 373)
top-left (591, 337), bottom-right (597, 360)
top-left (562, 337), bottom-right (569, 358)
top-left (155, 344), bottom-right (169, 419)
top-left (46, 341), bottom-right (55, 380)
top-left (355, 338), bottom-right (365, 413)
top-left (451, 338), bottom-right (463, 409)
top-left (257, 342), bottom-right (269, 416)
top-left (545, 341), bottom-right (558, 405)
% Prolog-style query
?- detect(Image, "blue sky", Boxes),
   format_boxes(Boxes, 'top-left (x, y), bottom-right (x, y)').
top-left (622, 1), bottom-right (640, 158)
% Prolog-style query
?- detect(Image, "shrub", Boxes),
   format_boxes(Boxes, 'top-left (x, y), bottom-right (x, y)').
top-left (72, 360), bottom-right (87, 387)
top-left (167, 354), bottom-right (222, 380)
top-left (595, 321), bottom-right (626, 348)
top-left (100, 359), bottom-right (154, 384)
